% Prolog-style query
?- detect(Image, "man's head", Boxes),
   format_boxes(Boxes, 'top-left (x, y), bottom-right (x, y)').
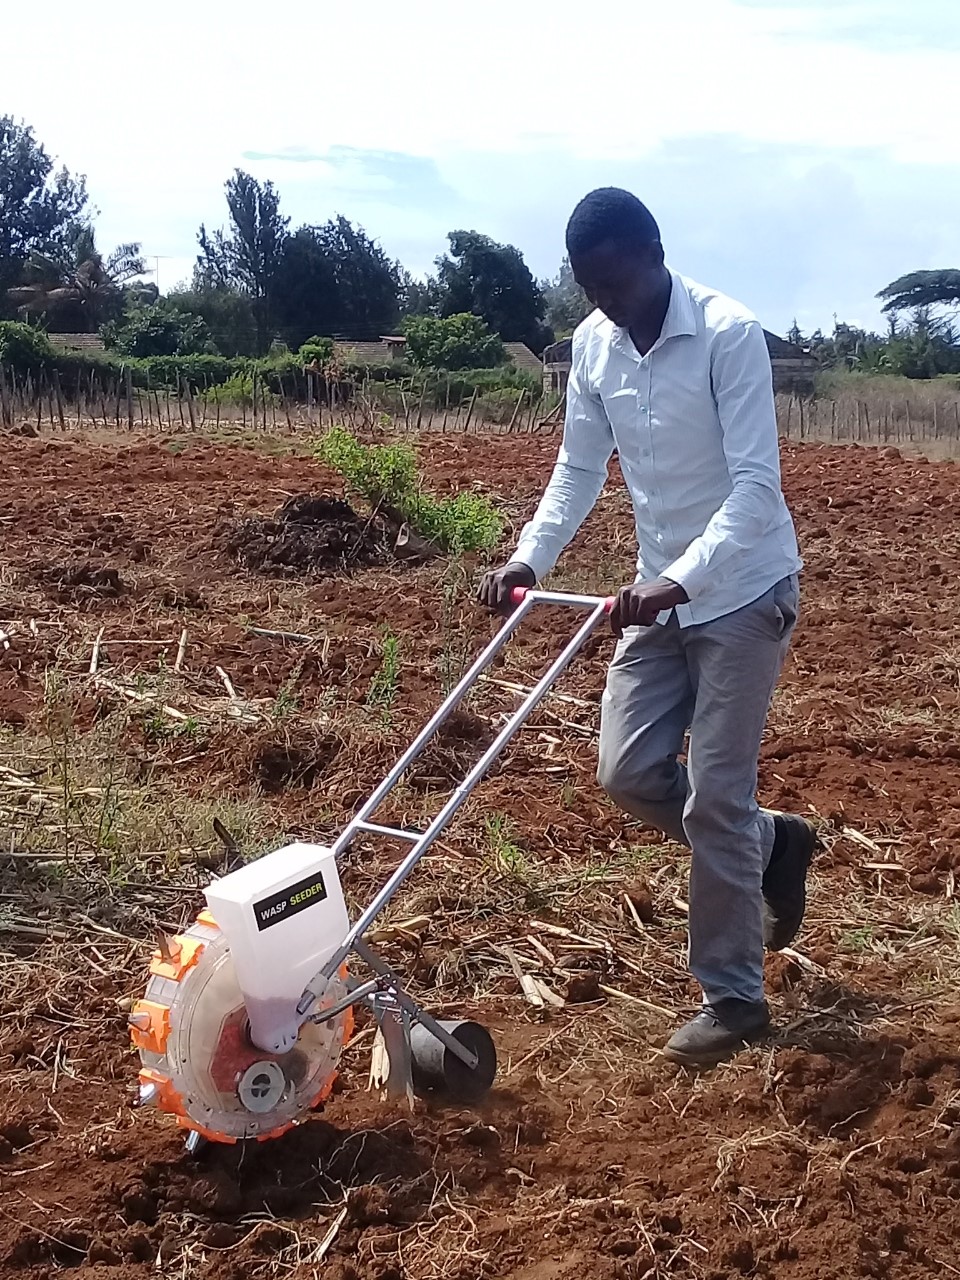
top-left (566, 188), bottom-right (666, 328)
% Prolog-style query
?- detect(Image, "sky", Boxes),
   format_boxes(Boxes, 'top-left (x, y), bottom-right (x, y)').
top-left (5, 0), bottom-right (960, 335)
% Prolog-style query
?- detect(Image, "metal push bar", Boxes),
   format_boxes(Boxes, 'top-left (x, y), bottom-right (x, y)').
top-left (296, 588), bottom-right (615, 1070)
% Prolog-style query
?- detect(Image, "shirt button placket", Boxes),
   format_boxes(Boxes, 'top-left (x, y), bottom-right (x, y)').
top-left (644, 363), bottom-right (658, 508)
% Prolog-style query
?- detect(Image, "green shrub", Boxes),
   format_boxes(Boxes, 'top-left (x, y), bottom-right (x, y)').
top-left (317, 426), bottom-right (418, 508)
top-left (140, 353), bottom-right (236, 390)
top-left (202, 371), bottom-right (278, 408)
top-left (316, 425), bottom-right (502, 554)
top-left (406, 489), bottom-right (505, 554)
top-left (101, 303), bottom-right (215, 358)
top-left (298, 336), bottom-right (334, 366)
top-left (402, 313), bottom-right (506, 370)
top-left (0, 321), bottom-right (55, 371)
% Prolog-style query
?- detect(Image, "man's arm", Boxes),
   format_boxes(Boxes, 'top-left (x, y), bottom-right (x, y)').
top-left (662, 318), bottom-right (784, 599)
top-left (512, 335), bottom-right (615, 581)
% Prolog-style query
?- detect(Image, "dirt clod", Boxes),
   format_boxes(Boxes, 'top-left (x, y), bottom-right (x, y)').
top-left (563, 970), bottom-right (602, 1003)
top-left (29, 561), bottom-right (125, 599)
top-left (252, 733), bottom-right (339, 792)
top-left (623, 878), bottom-right (655, 923)
top-left (222, 493), bottom-right (388, 575)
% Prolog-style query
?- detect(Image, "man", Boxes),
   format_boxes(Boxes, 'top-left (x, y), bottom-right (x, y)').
top-left (479, 187), bottom-right (816, 1068)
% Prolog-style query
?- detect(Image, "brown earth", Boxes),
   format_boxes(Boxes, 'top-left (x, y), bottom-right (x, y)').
top-left (1, 430), bottom-right (960, 1279)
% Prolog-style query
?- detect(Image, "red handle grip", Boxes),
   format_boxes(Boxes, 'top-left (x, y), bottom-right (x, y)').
top-left (510, 587), bottom-right (616, 614)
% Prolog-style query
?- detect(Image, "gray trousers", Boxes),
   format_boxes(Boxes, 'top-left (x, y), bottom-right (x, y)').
top-left (597, 576), bottom-right (799, 1006)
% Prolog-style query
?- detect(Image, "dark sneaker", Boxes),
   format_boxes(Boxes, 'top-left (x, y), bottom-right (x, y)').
top-left (762, 813), bottom-right (818, 951)
top-left (663, 999), bottom-right (771, 1067)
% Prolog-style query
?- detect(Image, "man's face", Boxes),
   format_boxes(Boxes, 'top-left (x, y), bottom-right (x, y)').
top-left (569, 239), bottom-right (664, 328)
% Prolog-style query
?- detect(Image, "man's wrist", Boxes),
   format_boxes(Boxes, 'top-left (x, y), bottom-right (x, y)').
top-left (659, 577), bottom-right (690, 604)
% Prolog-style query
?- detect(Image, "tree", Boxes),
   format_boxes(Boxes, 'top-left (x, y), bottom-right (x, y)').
top-left (402, 313), bottom-right (505, 370)
top-left (0, 320), bottom-right (55, 371)
top-left (7, 224), bottom-right (144, 331)
top-left (786, 319), bottom-right (804, 348)
top-left (885, 309), bottom-right (960, 378)
top-left (196, 170), bottom-right (288, 352)
top-left (795, 319), bottom-right (886, 371)
top-left (101, 301), bottom-right (214, 357)
top-left (271, 218), bottom-right (400, 346)
top-left (397, 268), bottom-right (439, 319)
top-left (542, 257), bottom-right (590, 338)
top-left (167, 284), bottom-right (259, 357)
top-left (877, 270), bottom-right (960, 315)
top-left (0, 116), bottom-right (89, 315)
top-left (435, 230), bottom-right (551, 353)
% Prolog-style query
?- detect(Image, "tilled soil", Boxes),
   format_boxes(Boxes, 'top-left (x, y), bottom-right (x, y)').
top-left (1, 430), bottom-right (960, 1279)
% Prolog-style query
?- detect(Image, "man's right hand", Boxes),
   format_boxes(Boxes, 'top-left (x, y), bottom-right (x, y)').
top-left (477, 561), bottom-right (537, 615)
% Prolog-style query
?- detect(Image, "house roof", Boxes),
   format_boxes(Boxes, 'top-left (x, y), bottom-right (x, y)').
top-left (48, 333), bottom-right (105, 352)
top-left (334, 335), bottom-right (544, 373)
top-left (335, 341), bottom-right (395, 364)
top-left (542, 338), bottom-right (572, 366)
top-left (503, 342), bottom-right (542, 372)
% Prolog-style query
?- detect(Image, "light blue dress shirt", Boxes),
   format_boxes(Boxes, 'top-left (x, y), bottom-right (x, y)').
top-left (514, 271), bottom-right (802, 626)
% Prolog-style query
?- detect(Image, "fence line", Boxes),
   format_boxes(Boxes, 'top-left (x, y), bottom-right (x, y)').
top-left (3, 365), bottom-right (959, 449)
top-left (0, 365), bottom-right (565, 437)
top-left (776, 391), bottom-right (960, 451)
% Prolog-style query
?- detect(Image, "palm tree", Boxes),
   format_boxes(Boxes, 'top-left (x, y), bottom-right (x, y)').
top-left (7, 226), bottom-right (145, 332)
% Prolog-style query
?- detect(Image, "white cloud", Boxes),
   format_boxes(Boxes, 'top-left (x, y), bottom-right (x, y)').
top-left (4, 0), bottom-right (960, 323)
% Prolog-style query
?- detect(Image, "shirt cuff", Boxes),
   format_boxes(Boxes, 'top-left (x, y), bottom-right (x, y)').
top-left (511, 539), bottom-right (556, 583)
top-left (662, 547), bottom-right (710, 600)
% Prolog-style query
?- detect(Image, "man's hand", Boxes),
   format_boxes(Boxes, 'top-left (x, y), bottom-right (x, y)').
top-left (477, 561), bottom-right (537, 615)
top-left (610, 578), bottom-right (689, 636)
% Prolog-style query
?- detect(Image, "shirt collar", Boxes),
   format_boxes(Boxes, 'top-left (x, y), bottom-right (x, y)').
top-left (660, 269), bottom-right (698, 341)
top-left (609, 268), bottom-right (697, 351)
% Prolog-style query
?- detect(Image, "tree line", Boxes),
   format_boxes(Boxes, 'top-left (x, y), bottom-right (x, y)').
top-left (2, 114), bottom-right (960, 377)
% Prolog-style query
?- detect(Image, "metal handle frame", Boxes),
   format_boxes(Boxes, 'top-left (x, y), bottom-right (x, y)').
top-left (297, 590), bottom-right (612, 1067)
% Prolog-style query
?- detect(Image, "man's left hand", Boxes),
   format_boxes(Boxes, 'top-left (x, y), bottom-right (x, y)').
top-left (610, 578), bottom-right (689, 636)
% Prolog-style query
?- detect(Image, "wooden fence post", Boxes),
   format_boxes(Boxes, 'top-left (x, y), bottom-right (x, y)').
top-left (52, 369), bottom-right (66, 430)
top-left (0, 365), bottom-right (11, 428)
top-left (182, 376), bottom-right (196, 431)
top-left (508, 390), bottom-right (526, 431)
top-left (462, 386), bottom-right (479, 432)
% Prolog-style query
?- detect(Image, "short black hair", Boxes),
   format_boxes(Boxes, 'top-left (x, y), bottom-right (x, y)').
top-left (566, 188), bottom-right (661, 258)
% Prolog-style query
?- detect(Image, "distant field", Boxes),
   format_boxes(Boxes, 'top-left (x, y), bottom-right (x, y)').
top-left (778, 372), bottom-right (960, 457)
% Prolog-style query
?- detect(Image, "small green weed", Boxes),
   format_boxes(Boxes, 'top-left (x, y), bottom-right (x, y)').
top-left (143, 712), bottom-right (203, 743)
top-left (273, 663), bottom-right (304, 720)
top-left (841, 925), bottom-right (875, 953)
top-left (485, 813), bottom-right (526, 878)
top-left (368, 630), bottom-right (401, 715)
top-left (439, 558), bottom-right (473, 695)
